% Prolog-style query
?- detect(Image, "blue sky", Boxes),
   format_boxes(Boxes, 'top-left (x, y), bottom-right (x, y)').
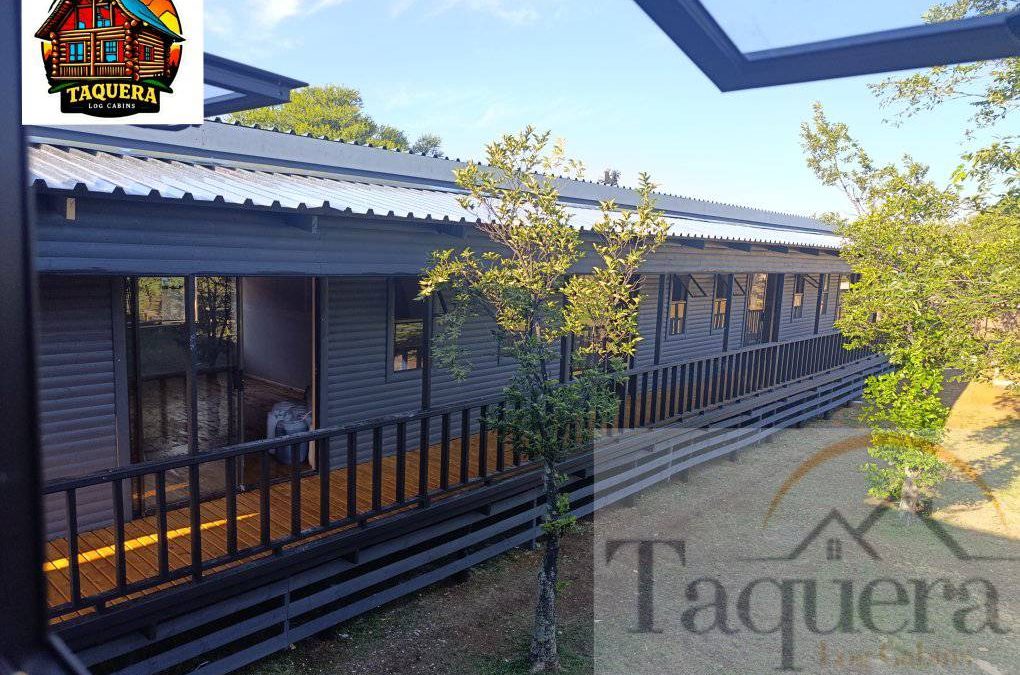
top-left (204, 0), bottom-right (986, 218)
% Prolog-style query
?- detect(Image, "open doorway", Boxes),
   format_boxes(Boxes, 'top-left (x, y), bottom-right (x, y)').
top-left (125, 276), bottom-right (317, 513)
top-left (239, 277), bottom-right (316, 485)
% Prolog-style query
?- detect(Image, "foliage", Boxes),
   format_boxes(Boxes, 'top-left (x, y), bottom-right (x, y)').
top-left (859, 361), bottom-right (950, 502)
top-left (227, 85), bottom-right (442, 154)
top-left (421, 127), bottom-right (666, 468)
top-left (801, 103), bottom-right (1020, 508)
top-left (870, 0), bottom-right (1020, 204)
top-left (420, 127), bottom-right (667, 670)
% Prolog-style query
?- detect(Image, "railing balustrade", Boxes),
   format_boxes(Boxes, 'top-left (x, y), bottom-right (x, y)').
top-left (44, 332), bottom-right (871, 619)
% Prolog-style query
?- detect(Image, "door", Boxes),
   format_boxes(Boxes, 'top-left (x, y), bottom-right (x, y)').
top-left (743, 273), bottom-right (768, 345)
top-left (126, 276), bottom-right (242, 512)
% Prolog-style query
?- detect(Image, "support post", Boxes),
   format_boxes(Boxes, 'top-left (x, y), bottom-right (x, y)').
top-left (421, 294), bottom-right (433, 411)
top-left (0, 4), bottom-right (85, 669)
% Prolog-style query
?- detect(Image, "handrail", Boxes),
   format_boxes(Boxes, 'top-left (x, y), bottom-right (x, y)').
top-left (43, 331), bottom-right (846, 494)
top-left (43, 330), bottom-right (871, 618)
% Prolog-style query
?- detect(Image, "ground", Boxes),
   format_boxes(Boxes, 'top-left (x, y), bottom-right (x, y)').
top-left (244, 381), bottom-right (1018, 674)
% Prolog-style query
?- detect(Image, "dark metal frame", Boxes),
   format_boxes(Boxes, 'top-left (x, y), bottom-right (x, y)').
top-left (0, 3), bottom-right (86, 672)
top-left (203, 54), bottom-right (307, 117)
top-left (633, 0), bottom-right (1020, 90)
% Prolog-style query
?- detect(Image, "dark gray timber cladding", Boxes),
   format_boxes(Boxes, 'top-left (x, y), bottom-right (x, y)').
top-left (37, 275), bottom-right (124, 539)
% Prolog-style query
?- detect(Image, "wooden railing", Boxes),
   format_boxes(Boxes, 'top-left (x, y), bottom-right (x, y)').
top-left (56, 64), bottom-right (90, 78)
top-left (44, 332), bottom-right (870, 619)
top-left (742, 308), bottom-right (767, 345)
top-left (93, 63), bottom-right (125, 78)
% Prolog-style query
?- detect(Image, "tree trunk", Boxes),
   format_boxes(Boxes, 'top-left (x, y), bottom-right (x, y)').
top-left (529, 465), bottom-right (561, 673)
top-left (899, 468), bottom-right (920, 514)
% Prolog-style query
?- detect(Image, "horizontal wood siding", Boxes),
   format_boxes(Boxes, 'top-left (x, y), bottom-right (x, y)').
top-left (323, 277), bottom-right (421, 463)
top-left (657, 273), bottom-right (728, 363)
top-left (778, 273), bottom-right (819, 342)
top-left (38, 275), bottom-right (122, 539)
top-left (633, 275), bottom-right (660, 368)
top-left (430, 311), bottom-right (516, 408)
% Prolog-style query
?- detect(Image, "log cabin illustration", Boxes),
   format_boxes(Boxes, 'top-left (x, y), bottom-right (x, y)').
top-left (36, 0), bottom-right (183, 82)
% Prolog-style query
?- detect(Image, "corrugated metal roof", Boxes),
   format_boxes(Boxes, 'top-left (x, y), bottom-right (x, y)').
top-left (28, 144), bottom-right (842, 249)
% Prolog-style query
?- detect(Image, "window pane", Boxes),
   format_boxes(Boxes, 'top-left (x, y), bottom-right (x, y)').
top-left (747, 273), bottom-right (767, 312)
top-left (393, 278), bottom-right (423, 372)
top-left (195, 277), bottom-right (239, 451)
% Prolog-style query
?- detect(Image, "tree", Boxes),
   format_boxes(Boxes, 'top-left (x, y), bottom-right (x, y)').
top-left (420, 127), bottom-right (668, 671)
top-left (227, 85), bottom-right (442, 154)
top-left (870, 0), bottom-right (1019, 204)
top-left (801, 103), bottom-right (1020, 512)
top-left (411, 133), bottom-right (443, 157)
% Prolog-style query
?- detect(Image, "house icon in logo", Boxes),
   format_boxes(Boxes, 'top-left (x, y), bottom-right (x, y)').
top-left (749, 505), bottom-right (1018, 562)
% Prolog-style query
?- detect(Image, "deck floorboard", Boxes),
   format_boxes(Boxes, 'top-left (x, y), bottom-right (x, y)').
top-left (46, 429), bottom-right (511, 623)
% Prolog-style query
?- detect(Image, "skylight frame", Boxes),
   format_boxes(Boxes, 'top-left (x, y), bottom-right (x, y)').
top-left (634, 0), bottom-right (1020, 90)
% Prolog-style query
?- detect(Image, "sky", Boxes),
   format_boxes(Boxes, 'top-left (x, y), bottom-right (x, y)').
top-left (203, 0), bottom-right (990, 219)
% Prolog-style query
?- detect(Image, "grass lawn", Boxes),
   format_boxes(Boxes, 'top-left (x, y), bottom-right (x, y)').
top-left (244, 382), bottom-right (1017, 674)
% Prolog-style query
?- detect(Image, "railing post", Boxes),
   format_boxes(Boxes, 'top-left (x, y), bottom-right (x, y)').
top-left (478, 405), bottom-right (489, 480)
top-left (418, 416), bottom-right (431, 504)
top-left (226, 456), bottom-right (238, 555)
top-left (291, 439), bottom-right (303, 537)
top-left (319, 436), bottom-right (331, 526)
top-left (372, 426), bottom-right (383, 512)
top-left (346, 430), bottom-right (358, 518)
top-left (65, 490), bottom-right (80, 605)
top-left (460, 408), bottom-right (471, 484)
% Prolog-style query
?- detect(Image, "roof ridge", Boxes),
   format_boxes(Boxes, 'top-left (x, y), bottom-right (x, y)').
top-left (207, 118), bottom-right (825, 228)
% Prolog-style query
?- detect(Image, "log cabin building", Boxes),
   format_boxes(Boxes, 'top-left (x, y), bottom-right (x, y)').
top-left (36, 0), bottom-right (182, 82)
top-left (27, 119), bottom-right (884, 673)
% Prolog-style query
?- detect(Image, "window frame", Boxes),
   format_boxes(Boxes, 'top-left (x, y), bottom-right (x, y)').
top-left (667, 274), bottom-right (689, 337)
top-left (710, 274), bottom-right (729, 333)
top-left (67, 41), bottom-right (85, 62)
top-left (834, 274), bottom-right (851, 321)
top-left (791, 274), bottom-right (805, 320)
top-left (103, 40), bottom-right (118, 63)
top-left (819, 273), bottom-right (832, 315)
top-left (387, 277), bottom-right (425, 379)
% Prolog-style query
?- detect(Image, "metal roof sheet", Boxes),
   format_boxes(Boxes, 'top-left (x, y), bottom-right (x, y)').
top-left (28, 144), bottom-right (842, 250)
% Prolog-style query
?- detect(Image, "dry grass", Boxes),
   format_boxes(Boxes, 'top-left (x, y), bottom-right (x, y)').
top-left (243, 382), bottom-right (1018, 675)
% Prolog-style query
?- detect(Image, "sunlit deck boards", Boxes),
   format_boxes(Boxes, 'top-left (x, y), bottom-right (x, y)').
top-left (45, 428), bottom-right (512, 623)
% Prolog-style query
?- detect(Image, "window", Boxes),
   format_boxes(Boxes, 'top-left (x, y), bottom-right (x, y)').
top-left (104, 40), bottom-right (118, 63)
top-left (819, 274), bottom-right (832, 315)
top-left (791, 274), bottom-right (805, 319)
top-left (835, 274), bottom-right (851, 320)
top-left (391, 278), bottom-right (424, 372)
top-left (667, 274), bottom-right (688, 335)
top-left (96, 6), bottom-right (112, 28)
top-left (144, 45), bottom-right (152, 61)
top-left (67, 41), bottom-right (85, 62)
top-left (711, 274), bottom-right (729, 332)
top-left (77, 20), bottom-right (86, 29)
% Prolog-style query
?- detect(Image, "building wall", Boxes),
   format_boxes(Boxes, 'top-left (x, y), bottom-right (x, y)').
top-left (37, 275), bottom-right (127, 540)
top-left (241, 277), bottom-right (313, 392)
top-left (33, 203), bottom-right (853, 521)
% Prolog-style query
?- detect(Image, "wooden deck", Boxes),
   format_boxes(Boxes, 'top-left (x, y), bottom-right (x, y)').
top-left (45, 427), bottom-right (513, 623)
